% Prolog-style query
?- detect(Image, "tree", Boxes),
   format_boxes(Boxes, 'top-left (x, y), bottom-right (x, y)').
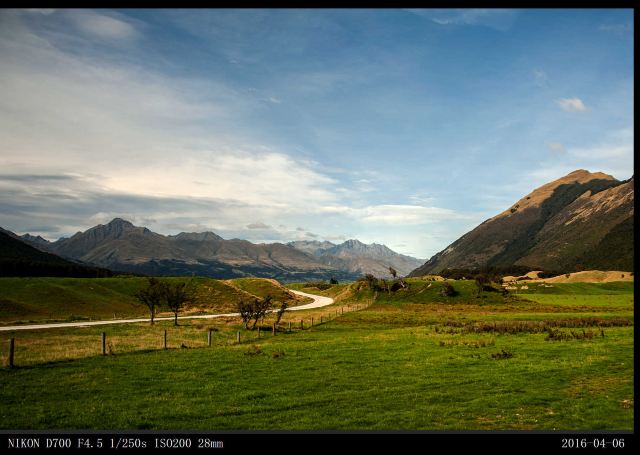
top-left (440, 281), bottom-right (456, 297)
top-left (134, 277), bottom-right (165, 325)
top-left (274, 300), bottom-right (288, 327)
top-left (237, 295), bottom-right (274, 330)
top-left (379, 278), bottom-right (390, 295)
top-left (474, 274), bottom-right (489, 297)
top-left (252, 295), bottom-right (272, 329)
top-left (389, 267), bottom-right (397, 279)
top-left (237, 300), bottom-right (254, 329)
top-left (329, 277), bottom-right (339, 285)
top-left (164, 280), bottom-right (196, 326)
top-left (363, 273), bottom-right (378, 289)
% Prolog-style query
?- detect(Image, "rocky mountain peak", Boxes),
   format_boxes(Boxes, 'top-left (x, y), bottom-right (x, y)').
top-left (170, 231), bottom-right (224, 242)
top-left (21, 234), bottom-right (50, 245)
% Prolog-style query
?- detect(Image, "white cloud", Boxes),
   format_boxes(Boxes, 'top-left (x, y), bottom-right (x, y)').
top-left (319, 204), bottom-right (470, 226)
top-left (23, 9), bottom-right (56, 15)
top-left (533, 69), bottom-right (548, 87)
top-left (557, 97), bottom-right (588, 112)
top-left (0, 14), bottom-right (341, 214)
top-left (64, 10), bottom-right (138, 41)
top-left (102, 152), bottom-right (339, 210)
top-left (547, 142), bottom-right (566, 154)
top-left (407, 9), bottom-right (517, 31)
top-left (358, 204), bottom-right (470, 225)
top-left (527, 128), bottom-right (633, 185)
top-left (262, 96), bottom-right (281, 104)
top-left (246, 222), bottom-right (273, 230)
top-left (569, 129), bottom-right (633, 161)
top-left (599, 23), bottom-right (632, 36)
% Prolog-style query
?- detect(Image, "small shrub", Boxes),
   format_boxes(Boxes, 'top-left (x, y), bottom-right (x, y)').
top-left (491, 349), bottom-right (513, 360)
top-left (546, 328), bottom-right (596, 341)
top-left (303, 281), bottom-right (332, 290)
top-left (440, 282), bottom-right (457, 297)
top-left (244, 345), bottom-right (263, 356)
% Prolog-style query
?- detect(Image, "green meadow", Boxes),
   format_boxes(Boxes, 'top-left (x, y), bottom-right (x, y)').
top-left (0, 278), bottom-right (633, 430)
top-left (0, 276), bottom-right (306, 325)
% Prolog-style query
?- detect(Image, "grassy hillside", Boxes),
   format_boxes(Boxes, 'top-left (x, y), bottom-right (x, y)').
top-left (223, 278), bottom-right (296, 303)
top-left (0, 277), bottom-right (308, 325)
top-left (0, 278), bottom-right (632, 430)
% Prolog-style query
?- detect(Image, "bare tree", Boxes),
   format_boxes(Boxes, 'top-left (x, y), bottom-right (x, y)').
top-left (252, 295), bottom-right (272, 330)
top-left (134, 277), bottom-right (165, 325)
top-left (475, 274), bottom-right (488, 297)
top-left (237, 300), bottom-right (254, 329)
top-left (238, 295), bottom-right (274, 330)
top-left (388, 267), bottom-right (397, 279)
top-left (379, 278), bottom-right (390, 295)
top-left (274, 300), bottom-right (288, 328)
top-left (164, 280), bottom-right (196, 326)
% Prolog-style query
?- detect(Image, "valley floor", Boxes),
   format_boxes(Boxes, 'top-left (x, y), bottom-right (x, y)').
top-left (0, 279), bottom-right (633, 430)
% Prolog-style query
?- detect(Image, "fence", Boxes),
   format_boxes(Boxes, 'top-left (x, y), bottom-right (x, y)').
top-left (2, 301), bottom-right (373, 368)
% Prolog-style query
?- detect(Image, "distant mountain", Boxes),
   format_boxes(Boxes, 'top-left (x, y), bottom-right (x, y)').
top-left (0, 228), bottom-right (115, 277)
top-left (20, 233), bottom-right (50, 248)
top-left (409, 170), bottom-right (634, 276)
top-left (31, 219), bottom-right (354, 282)
top-left (16, 218), bottom-right (422, 281)
top-left (289, 239), bottom-right (423, 278)
top-left (287, 240), bottom-right (336, 256)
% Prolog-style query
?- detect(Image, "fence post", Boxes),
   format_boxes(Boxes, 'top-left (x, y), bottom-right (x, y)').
top-left (102, 332), bottom-right (106, 356)
top-left (300, 319), bottom-right (303, 330)
top-left (8, 338), bottom-right (15, 368)
top-left (272, 323), bottom-right (276, 336)
top-left (208, 329), bottom-right (212, 347)
top-left (163, 330), bottom-right (167, 349)
top-left (237, 331), bottom-right (241, 344)
top-left (288, 321), bottom-right (291, 332)
top-left (258, 326), bottom-right (261, 338)
top-left (321, 315), bottom-right (323, 324)
top-left (311, 317), bottom-right (314, 327)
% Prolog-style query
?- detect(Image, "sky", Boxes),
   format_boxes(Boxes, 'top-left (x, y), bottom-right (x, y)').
top-left (0, 8), bottom-right (634, 259)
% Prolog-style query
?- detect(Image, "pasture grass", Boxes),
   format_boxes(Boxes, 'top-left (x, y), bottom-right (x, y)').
top-left (0, 279), bottom-right (633, 430)
top-left (0, 277), bottom-right (308, 325)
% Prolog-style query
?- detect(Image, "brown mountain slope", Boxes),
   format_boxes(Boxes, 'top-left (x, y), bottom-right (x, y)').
top-left (38, 219), bottom-right (349, 281)
top-left (516, 177), bottom-right (633, 270)
top-left (409, 170), bottom-right (633, 276)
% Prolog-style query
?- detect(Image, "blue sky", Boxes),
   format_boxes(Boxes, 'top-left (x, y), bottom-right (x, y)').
top-left (0, 9), bottom-right (633, 259)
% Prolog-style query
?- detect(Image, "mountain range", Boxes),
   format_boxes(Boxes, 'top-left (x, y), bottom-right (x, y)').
top-left (288, 239), bottom-right (423, 278)
top-left (12, 219), bottom-right (421, 281)
top-left (409, 169), bottom-right (634, 276)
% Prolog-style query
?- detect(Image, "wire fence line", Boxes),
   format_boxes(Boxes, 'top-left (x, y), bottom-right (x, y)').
top-left (2, 301), bottom-right (375, 368)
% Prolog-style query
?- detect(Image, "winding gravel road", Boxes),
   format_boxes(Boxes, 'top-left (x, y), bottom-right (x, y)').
top-left (0, 289), bottom-right (333, 332)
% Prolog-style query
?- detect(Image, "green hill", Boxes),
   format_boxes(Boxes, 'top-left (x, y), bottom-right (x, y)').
top-left (0, 277), bottom-right (307, 325)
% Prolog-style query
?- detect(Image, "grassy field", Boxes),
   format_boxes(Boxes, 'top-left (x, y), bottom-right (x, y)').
top-left (0, 278), bottom-right (633, 430)
top-left (0, 277), bottom-right (308, 325)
